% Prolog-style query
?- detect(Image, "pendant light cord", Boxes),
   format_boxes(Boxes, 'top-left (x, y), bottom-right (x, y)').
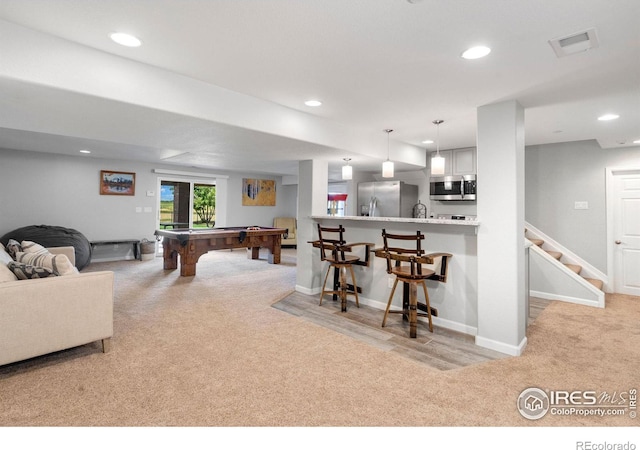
top-left (385, 129), bottom-right (393, 160)
top-left (433, 120), bottom-right (443, 156)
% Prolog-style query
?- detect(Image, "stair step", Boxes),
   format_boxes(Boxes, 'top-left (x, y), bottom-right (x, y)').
top-left (546, 250), bottom-right (562, 260)
top-left (584, 278), bottom-right (604, 291)
top-left (565, 263), bottom-right (582, 274)
top-left (530, 238), bottom-right (544, 247)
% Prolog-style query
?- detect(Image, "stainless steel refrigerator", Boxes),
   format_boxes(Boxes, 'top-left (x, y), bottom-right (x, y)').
top-left (357, 181), bottom-right (418, 217)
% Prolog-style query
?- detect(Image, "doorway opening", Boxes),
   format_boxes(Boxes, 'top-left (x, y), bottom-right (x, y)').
top-left (157, 178), bottom-right (217, 254)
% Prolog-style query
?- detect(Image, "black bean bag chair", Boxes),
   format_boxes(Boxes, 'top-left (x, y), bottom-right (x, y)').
top-left (0, 225), bottom-right (92, 271)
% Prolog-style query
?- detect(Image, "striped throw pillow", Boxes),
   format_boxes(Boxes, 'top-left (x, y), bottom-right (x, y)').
top-left (21, 240), bottom-right (48, 255)
top-left (7, 261), bottom-right (57, 280)
top-left (15, 251), bottom-right (78, 276)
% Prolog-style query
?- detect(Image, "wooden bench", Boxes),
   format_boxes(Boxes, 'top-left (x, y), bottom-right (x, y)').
top-left (90, 239), bottom-right (141, 261)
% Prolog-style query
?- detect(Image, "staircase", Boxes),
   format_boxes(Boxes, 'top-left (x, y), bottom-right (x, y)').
top-left (526, 223), bottom-right (606, 308)
top-left (528, 237), bottom-right (604, 290)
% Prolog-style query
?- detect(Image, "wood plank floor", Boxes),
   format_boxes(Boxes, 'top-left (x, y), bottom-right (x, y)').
top-left (273, 292), bottom-right (551, 371)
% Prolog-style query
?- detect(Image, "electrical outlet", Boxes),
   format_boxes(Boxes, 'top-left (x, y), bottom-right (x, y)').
top-left (574, 201), bottom-right (589, 210)
top-left (388, 277), bottom-right (394, 288)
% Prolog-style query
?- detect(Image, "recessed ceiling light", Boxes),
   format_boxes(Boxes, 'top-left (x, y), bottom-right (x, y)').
top-left (79, 149), bottom-right (91, 154)
top-left (461, 46), bottom-right (491, 59)
top-left (597, 114), bottom-right (619, 121)
top-left (422, 140), bottom-right (434, 144)
top-left (633, 139), bottom-right (640, 144)
top-left (109, 32), bottom-right (142, 47)
top-left (304, 100), bottom-right (322, 107)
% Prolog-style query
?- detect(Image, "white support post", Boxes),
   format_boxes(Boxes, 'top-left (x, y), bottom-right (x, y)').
top-left (295, 160), bottom-right (328, 294)
top-left (476, 100), bottom-right (527, 356)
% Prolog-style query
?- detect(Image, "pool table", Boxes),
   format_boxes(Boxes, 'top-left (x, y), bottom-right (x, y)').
top-left (154, 226), bottom-right (287, 277)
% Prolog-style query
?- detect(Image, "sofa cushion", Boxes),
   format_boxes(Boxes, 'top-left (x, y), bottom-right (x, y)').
top-left (0, 244), bottom-right (13, 265)
top-left (7, 261), bottom-right (57, 280)
top-left (15, 251), bottom-right (78, 276)
top-left (5, 239), bottom-right (22, 259)
top-left (0, 263), bottom-right (19, 282)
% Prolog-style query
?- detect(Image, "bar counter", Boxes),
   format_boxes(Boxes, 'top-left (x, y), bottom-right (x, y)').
top-left (308, 215), bottom-right (480, 336)
top-left (311, 215), bottom-right (479, 227)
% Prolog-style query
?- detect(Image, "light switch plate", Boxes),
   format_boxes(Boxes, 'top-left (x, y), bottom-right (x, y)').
top-left (574, 201), bottom-right (589, 210)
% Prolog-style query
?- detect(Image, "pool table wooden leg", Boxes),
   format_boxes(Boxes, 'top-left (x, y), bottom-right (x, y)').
top-left (163, 249), bottom-right (178, 270)
top-left (249, 247), bottom-right (260, 260)
top-left (268, 247), bottom-right (281, 264)
top-left (268, 235), bottom-right (282, 264)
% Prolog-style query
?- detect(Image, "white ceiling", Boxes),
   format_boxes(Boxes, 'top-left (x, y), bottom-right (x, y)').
top-left (0, 0), bottom-right (638, 179)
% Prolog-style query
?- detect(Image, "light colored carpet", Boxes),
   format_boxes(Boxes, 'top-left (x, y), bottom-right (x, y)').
top-left (0, 248), bottom-right (637, 427)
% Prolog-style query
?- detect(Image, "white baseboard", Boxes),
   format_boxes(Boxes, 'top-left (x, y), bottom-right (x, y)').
top-left (530, 290), bottom-right (604, 308)
top-left (91, 256), bottom-right (136, 263)
top-left (295, 285), bottom-right (320, 295)
top-left (476, 335), bottom-right (527, 356)
top-left (433, 316), bottom-right (478, 336)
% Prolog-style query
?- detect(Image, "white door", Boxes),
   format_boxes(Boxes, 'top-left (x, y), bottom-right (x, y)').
top-left (612, 170), bottom-right (640, 296)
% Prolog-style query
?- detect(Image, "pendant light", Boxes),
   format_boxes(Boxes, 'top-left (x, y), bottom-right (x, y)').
top-left (430, 120), bottom-right (445, 176)
top-left (382, 129), bottom-right (394, 178)
top-left (342, 158), bottom-right (353, 180)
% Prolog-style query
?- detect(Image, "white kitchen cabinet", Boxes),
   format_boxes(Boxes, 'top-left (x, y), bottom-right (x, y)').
top-left (430, 147), bottom-right (476, 176)
top-left (452, 147), bottom-right (476, 175)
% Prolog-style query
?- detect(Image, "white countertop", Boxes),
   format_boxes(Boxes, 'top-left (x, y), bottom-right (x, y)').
top-left (311, 215), bottom-right (479, 226)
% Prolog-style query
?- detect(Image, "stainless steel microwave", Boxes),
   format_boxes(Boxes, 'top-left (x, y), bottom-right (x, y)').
top-left (430, 174), bottom-right (477, 201)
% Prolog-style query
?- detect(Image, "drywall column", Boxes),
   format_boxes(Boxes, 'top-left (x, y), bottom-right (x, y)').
top-left (214, 178), bottom-right (228, 227)
top-left (476, 100), bottom-right (527, 356)
top-left (296, 160), bottom-right (328, 294)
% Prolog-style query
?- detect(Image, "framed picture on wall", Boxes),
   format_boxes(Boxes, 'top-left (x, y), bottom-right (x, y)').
top-left (100, 170), bottom-right (136, 196)
top-left (242, 178), bottom-right (276, 206)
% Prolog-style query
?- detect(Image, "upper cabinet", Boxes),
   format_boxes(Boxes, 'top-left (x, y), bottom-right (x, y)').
top-left (430, 147), bottom-right (476, 176)
top-left (452, 147), bottom-right (476, 175)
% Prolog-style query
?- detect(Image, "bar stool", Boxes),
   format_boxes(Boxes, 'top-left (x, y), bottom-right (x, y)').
top-left (380, 229), bottom-right (436, 338)
top-left (317, 224), bottom-right (360, 312)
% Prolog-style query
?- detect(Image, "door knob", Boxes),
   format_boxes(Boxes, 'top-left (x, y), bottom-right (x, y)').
top-left (615, 240), bottom-right (622, 244)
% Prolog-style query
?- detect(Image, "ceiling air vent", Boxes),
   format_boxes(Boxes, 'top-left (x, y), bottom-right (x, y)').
top-left (549, 28), bottom-right (599, 58)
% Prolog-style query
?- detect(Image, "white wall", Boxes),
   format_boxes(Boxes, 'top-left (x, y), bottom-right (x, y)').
top-left (0, 149), bottom-right (297, 242)
top-left (224, 175), bottom-right (297, 227)
top-left (525, 140), bottom-right (640, 273)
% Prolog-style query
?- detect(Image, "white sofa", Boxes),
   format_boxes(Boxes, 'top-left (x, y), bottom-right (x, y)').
top-left (0, 246), bottom-right (114, 366)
